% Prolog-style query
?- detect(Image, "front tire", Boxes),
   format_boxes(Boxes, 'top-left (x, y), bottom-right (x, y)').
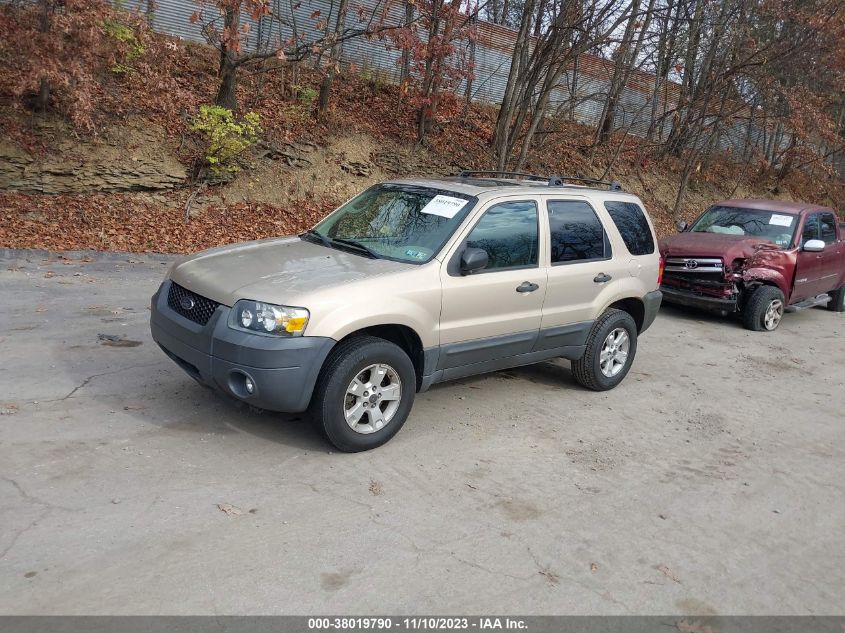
top-left (742, 285), bottom-right (785, 331)
top-left (310, 335), bottom-right (416, 452)
top-left (827, 284), bottom-right (845, 312)
top-left (571, 309), bottom-right (638, 391)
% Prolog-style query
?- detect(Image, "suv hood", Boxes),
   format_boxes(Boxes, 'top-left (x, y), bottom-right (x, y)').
top-left (659, 232), bottom-right (775, 262)
top-left (169, 236), bottom-right (412, 306)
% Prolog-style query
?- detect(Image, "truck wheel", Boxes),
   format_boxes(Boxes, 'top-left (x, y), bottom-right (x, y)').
top-left (742, 285), bottom-right (785, 331)
top-left (571, 309), bottom-right (638, 391)
top-left (310, 335), bottom-right (416, 452)
top-left (827, 285), bottom-right (845, 312)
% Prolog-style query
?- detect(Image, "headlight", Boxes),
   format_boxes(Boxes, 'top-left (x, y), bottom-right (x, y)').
top-left (229, 300), bottom-right (309, 336)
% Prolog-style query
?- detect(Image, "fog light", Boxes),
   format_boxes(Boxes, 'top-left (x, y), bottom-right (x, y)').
top-left (244, 376), bottom-right (255, 394)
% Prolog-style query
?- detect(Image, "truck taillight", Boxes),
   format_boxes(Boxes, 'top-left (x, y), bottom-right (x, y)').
top-left (657, 255), bottom-right (664, 287)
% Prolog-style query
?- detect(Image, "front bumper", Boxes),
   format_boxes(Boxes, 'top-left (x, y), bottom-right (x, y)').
top-left (150, 280), bottom-right (335, 413)
top-left (660, 285), bottom-right (737, 313)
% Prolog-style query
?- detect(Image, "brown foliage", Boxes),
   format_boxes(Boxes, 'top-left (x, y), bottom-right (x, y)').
top-left (0, 0), bottom-right (142, 130)
top-left (0, 192), bottom-right (335, 253)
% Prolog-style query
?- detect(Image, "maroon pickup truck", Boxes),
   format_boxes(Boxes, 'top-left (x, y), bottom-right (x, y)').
top-left (659, 199), bottom-right (845, 331)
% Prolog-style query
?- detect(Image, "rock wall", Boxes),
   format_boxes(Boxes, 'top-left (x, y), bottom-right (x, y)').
top-left (1, 120), bottom-right (186, 193)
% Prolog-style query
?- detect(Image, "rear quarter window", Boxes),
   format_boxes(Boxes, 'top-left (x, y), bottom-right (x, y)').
top-left (604, 201), bottom-right (655, 256)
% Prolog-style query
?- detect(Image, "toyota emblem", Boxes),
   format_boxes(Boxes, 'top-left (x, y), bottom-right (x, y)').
top-left (684, 260), bottom-right (699, 270)
top-left (179, 296), bottom-right (196, 311)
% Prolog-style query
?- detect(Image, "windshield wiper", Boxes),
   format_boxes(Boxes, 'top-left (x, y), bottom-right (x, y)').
top-left (301, 229), bottom-right (332, 248)
top-left (331, 238), bottom-right (381, 259)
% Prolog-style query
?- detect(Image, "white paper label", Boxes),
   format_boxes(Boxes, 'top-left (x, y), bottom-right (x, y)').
top-left (769, 214), bottom-right (794, 227)
top-left (420, 195), bottom-right (467, 219)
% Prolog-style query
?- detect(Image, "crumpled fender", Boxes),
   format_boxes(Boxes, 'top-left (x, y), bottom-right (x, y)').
top-left (740, 245), bottom-right (796, 300)
top-left (741, 267), bottom-right (789, 297)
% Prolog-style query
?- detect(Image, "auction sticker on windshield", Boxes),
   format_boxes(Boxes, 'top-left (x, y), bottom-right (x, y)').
top-left (769, 214), bottom-right (794, 227)
top-left (420, 195), bottom-right (467, 219)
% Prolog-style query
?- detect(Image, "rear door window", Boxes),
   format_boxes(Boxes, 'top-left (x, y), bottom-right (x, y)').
top-left (547, 200), bottom-right (610, 264)
top-left (801, 214), bottom-right (820, 246)
top-left (604, 201), bottom-right (654, 256)
top-left (820, 213), bottom-right (837, 245)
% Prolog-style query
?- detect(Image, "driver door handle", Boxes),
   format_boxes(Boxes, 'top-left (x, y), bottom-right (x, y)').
top-left (516, 281), bottom-right (539, 293)
top-left (594, 273), bottom-right (612, 283)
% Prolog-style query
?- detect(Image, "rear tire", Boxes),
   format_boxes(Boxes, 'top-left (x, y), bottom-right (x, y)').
top-left (310, 335), bottom-right (416, 452)
top-left (571, 309), bottom-right (638, 391)
top-left (827, 285), bottom-right (845, 312)
top-left (742, 285), bottom-right (785, 331)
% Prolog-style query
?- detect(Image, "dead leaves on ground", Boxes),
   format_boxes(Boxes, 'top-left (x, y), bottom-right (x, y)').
top-left (0, 192), bottom-right (335, 254)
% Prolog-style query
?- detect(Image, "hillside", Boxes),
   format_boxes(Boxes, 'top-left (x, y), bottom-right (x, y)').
top-left (1, 28), bottom-right (843, 254)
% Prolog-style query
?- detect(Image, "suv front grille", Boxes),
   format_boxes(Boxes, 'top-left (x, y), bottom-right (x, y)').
top-left (665, 257), bottom-right (723, 274)
top-left (167, 282), bottom-right (220, 326)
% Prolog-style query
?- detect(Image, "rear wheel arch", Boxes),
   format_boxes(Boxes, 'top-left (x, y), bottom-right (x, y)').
top-left (606, 297), bottom-right (645, 332)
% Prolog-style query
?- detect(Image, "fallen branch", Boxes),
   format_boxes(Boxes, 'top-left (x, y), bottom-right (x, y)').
top-left (184, 184), bottom-right (206, 223)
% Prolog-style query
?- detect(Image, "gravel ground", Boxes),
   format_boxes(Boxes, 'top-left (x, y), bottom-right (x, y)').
top-left (0, 249), bottom-right (843, 615)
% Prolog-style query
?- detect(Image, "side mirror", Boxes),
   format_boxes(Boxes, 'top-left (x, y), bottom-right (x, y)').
top-left (803, 239), bottom-right (825, 253)
top-left (460, 247), bottom-right (489, 275)
top-left (676, 220), bottom-right (688, 232)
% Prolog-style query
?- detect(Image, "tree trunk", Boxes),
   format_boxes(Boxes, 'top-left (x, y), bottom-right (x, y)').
top-left (398, 0), bottom-right (415, 89)
top-left (35, 0), bottom-right (51, 113)
top-left (317, 0), bottom-right (350, 118)
top-left (145, 0), bottom-right (157, 26)
top-left (594, 0), bottom-right (642, 146)
top-left (493, 0), bottom-right (537, 170)
top-left (36, 78), bottom-right (50, 113)
top-left (216, 59), bottom-right (239, 111)
top-left (533, 0), bottom-right (546, 36)
top-left (215, 7), bottom-right (240, 111)
top-left (646, 0), bottom-right (680, 141)
top-left (416, 0), bottom-right (445, 144)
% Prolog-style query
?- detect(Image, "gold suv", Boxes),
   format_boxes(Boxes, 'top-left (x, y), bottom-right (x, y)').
top-left (150, 173), bottom-right (663, 451)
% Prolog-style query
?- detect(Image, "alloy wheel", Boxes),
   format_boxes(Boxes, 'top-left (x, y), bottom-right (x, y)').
top-left (344, 363), bottom-right (402, 434)
top-left (600, 328), bottom-right (630, 378)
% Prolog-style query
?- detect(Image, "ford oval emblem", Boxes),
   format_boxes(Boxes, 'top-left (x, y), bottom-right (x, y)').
top-left (180, 296), bottom-right (196, 311)
top-left (685, 259), bottom-right (698, 270)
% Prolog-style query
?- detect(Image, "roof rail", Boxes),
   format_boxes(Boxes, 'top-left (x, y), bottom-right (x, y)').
top-left (458, 170), bottom-right (549, 182)
top-left (458, 170), bottom-right (623, 191)
top-left (549, 175), bottom-right (623, 191)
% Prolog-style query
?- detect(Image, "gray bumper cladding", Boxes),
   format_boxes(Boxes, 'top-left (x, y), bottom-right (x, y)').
top-left (640, 290), bottom-right (663, 333)
top-left (150, 280), bottom-right (335, 413)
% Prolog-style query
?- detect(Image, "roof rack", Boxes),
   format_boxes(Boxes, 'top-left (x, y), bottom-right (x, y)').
top-left (457, 170), bottom-right (623, 192)
top-left (458, 170), bottom-right (549, 182)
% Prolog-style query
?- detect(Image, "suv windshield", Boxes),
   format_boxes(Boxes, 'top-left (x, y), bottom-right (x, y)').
top-left (307, 184), bottom-right (477, 263)
top-left (689, 206), bottom-right (797, 248)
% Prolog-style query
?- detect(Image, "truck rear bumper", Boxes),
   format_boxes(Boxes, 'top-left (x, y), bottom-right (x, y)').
top-left (660, 285), bottom-right (737, 313)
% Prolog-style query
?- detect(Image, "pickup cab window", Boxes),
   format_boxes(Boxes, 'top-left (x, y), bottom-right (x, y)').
top-left (820, 213), bottom-right (837, 245)
top-left (690, 206), bottom-right (796, 248)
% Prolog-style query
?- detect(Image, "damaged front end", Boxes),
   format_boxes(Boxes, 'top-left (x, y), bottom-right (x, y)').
top-left (660, 243), bottom-right (793, 315)
top-left (660, 256), bottom-right (739, 314)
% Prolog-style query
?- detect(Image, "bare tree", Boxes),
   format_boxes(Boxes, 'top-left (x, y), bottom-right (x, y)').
top-left (493, 0), bottom-right (637, 171)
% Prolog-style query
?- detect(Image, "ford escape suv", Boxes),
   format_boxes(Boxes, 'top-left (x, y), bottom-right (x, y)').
top-left (151, 172), bottom-right (663, 451)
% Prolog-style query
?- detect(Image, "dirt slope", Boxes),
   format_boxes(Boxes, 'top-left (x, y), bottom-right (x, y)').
top-left (1, 40), bottom-right (842, 254)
